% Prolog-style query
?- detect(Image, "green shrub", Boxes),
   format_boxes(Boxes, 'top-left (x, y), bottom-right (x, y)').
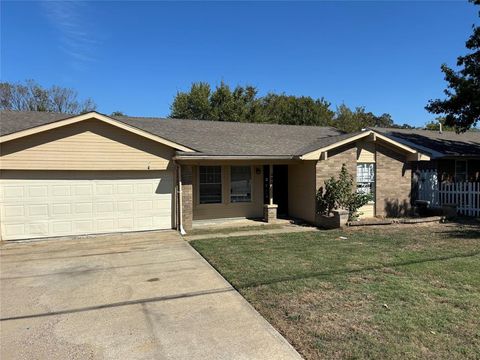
top-left (316, 164), bottom-right (372, 221)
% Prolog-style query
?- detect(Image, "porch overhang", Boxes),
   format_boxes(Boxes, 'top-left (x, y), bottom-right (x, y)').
top-left (300, 130), bottom-right (431, 161)
top-left (173, 154), bottom-right (302, 165)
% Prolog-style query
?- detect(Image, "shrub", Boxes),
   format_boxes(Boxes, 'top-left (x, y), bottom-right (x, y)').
top-left (316, 164), bottom-right (372, 221)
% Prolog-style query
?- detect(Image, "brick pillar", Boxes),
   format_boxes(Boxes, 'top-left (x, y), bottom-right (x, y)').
top-left (264, 204), bottom-right (278, 223)
top-left (181, 165), bottom-right (193, 231)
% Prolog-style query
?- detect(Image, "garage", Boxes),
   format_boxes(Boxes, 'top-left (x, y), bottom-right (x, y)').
top-left (0, 171), bottom-right (173, 240)
top-left (0, 112), bottom-right (198, 241)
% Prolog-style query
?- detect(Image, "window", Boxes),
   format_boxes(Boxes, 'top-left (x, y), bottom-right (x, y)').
top-left (356, 163), bottom-right (375, 200)
top-left (455, 160), bottom-right (467, 182)
top-left (199, 166), bottom-right (222, 204)
top-left (230, 166), bottom-right (252, 203)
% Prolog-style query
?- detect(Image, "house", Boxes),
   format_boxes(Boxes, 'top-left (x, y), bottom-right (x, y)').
top-left (0, 110), bottom-right (477, 241)
top-left (371, 127), bottom-right (480, 183)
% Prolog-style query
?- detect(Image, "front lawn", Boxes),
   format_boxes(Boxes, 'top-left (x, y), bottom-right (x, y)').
top-left (191, 223), bottom-right (480, 359)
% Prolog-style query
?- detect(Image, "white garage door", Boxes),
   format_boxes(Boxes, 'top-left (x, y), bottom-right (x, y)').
top-left (0, 171), bottom-right (173, 240)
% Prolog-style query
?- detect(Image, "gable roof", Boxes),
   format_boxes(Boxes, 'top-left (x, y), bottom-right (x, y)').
top-left (0, 110), bottom-right (344, 157)
top-left (370, 127), bottom-right (480, 158)
top-left (0, 111), bottom-right (195, 152)
top-left (3, 110), bottom-right (475, 159)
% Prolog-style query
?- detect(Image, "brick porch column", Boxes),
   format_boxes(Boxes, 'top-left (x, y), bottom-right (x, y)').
top-left (181, 165), bottom-right (193, 231)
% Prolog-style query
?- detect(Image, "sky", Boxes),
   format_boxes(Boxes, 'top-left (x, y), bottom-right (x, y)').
top-left (1, 1), bottom-right (478, 127)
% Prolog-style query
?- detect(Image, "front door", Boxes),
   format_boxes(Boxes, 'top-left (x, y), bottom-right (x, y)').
top-left (263, 165), bottom-right (289, 217)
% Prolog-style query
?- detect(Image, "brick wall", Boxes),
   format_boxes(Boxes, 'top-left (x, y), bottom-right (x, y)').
top-left (315, 144), bottom-right (357, 192)
top-left (181, 165), bottom-right (193, 231)
top-left (376, 145), bottom-right (412, 217)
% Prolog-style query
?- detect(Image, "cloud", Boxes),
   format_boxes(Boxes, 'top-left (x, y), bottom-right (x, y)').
top-left (42, 1), bottom-right (99, 69)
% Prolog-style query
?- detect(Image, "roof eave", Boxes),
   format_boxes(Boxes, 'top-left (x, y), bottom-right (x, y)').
top-left (0, 111), bottom-right (196, 153)
top-left (174, 154), bottom-right (299, 161)
top-left (300, 130), bottom-right (430, 161)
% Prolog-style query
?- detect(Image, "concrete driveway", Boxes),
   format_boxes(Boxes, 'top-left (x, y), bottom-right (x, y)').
top-left (0, 231), bottom-right (301, 360)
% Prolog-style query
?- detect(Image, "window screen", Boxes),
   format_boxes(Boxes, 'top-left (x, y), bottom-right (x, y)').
top-left (199, 166), bottom-right (222, 204)
top-left (230, 166), bottom-right (252, 203)
top-left (356, 163), bottom-right (375, 199)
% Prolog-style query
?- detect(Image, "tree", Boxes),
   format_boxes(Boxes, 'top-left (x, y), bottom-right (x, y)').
top-left (259, 93), bottom-right (334, 126)
top-left (170, 81), bottom-right (335, 126)
top-left (0, 80), bottom-right (96, 114)
top-left (170, 81), bottom-right (398, 131)
top-left (426, 1), bottom-right (480, 132)
top-left (111, 111), bottom-right (126, 116)
top-left (424, 117), bottom-right (455, 131)
top-left (333, 104), bottom-right (395, 133)
top-left (170, 82), bottom-right (212, 120)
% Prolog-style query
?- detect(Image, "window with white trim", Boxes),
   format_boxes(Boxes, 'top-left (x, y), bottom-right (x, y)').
top-left (230, 166), bottom-right (252, 203)
top-left (356, 163), bottom-right (375, 200)
top-left (199, 166), bottom-right (222, 204)
top-left (455, 160), bottom-right (467, 182)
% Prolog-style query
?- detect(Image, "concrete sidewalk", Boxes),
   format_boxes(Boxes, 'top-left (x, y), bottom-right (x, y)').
top-left (185, 224), bottom-right (318, 241)
top-left (0, 231), bottom-right (302, 360)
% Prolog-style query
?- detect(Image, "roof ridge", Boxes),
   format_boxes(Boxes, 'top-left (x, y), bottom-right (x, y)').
top-left (118, 115), bottom-right (341, 131)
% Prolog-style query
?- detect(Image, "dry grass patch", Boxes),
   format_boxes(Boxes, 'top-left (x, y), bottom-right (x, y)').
top-left (192, 222), bottom-right (480, 359)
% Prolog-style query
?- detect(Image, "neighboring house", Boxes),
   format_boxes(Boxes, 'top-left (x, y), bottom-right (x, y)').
top-left (372, 127), bottom-right (480, 184)
top-left (0, 110), bottom-right (478, 241)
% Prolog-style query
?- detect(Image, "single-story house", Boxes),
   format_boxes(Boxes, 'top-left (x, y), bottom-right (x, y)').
top-left (0, 110), bottom-right (478, 241)
top-left (372, 127), bottom-right (480, 184)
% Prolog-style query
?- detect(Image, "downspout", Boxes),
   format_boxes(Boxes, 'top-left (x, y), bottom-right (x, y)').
top-left (176, 162), bottom-right (187, 235)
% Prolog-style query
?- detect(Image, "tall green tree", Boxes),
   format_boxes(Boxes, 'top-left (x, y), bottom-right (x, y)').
top-left (334, 104), bottom-right (394, 133)
top-left (0, 79), bottom-right (96, 114)
top-left (259, 94), bottom-right (334, 126)
top-left (169, 81), bottom-right (397, 131)
top-left (426, 0), bottom-right (479, 132)
top-left (170, 82), bottom-right (335, 126)
top-left (170, 82), bottom-right (212, 120)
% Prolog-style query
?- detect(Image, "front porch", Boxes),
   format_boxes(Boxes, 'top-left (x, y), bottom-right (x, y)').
top-left (177, 160), bottom-right (317, 232)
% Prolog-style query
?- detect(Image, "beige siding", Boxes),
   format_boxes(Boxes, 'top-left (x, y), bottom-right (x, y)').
top-left (356, 140), bottom-right (376, 218)
top-left (192, 164), bottom-right (264, 220)
top-left (359, 204), bottom-right (375, 218)
top-left (357, 141), bottom-right (375, 163)
top-left (0, 120), bottom-right (174, 171)
top-left (288, 161), bottom-right (316, 223)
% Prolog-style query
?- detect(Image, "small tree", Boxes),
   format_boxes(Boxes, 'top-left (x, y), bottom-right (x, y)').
top-left (316, 164), bottom-right (372, 221)
top-left (0, 80), bottom-right (96, 114)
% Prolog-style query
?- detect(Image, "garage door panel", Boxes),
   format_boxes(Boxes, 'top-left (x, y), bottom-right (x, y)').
top-left (0, 171), bottom-right (173, 240)
top-left (97, 219), bottom-right (115, 231)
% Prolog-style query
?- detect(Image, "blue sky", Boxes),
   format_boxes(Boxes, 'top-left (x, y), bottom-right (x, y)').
top-left (1, 1), bottom-right (478, 127)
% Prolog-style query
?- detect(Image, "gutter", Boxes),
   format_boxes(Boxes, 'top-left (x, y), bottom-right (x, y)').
top-left (173, 154), bottom-right (299, 161)
top-left (175, 161), bottom-right (186, 235)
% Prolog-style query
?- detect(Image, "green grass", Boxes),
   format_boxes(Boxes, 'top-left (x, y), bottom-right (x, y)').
top-left (191, 223), bottom-right (480, 359)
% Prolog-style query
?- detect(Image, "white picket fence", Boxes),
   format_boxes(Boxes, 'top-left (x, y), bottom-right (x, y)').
top-left (417, 169), bottom-right (480, 217)
top-left (439, 182), bottom-right (480, 217)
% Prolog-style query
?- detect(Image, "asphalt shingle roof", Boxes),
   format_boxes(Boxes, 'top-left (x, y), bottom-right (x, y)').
top-left (2, 111), bottom-right (478, 158)
top-left (0, 111), bottom-right (344, 156)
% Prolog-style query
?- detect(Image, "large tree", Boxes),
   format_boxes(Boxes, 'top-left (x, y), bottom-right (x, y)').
top-left (0, 79), bottom-right (96, 114)
top-left (426, 1), bottom-right (480, 132)
top-left (170, 82), bottom-right (400, 131)
top-left (170, 82), bottom-right (335, 127)
top-left (334, 104), bottom-right (395, 133)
